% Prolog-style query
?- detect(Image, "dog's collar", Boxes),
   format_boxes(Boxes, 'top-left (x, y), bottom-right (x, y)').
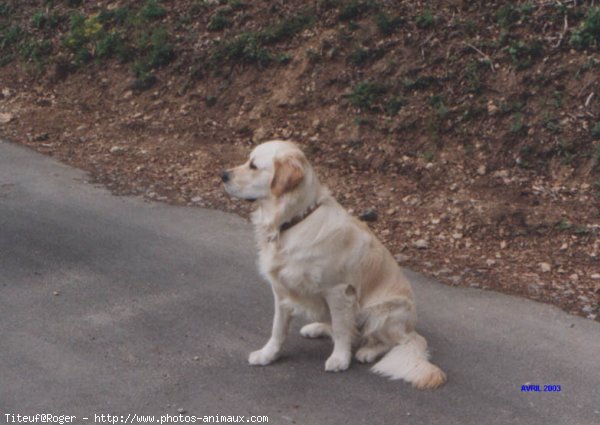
top-left (280, 203), bottom-right (321, 233)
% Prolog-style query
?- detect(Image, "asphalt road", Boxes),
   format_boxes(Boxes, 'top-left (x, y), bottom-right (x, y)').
top-left (1, 140), bottom-right (599, 425)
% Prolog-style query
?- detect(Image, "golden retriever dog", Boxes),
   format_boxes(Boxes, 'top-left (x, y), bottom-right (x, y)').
top-left (221, 140), bottom-right (446, 389)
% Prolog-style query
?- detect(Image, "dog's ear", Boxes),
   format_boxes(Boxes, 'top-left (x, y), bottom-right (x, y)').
top-left (271, 155), bottom-right (305, 197)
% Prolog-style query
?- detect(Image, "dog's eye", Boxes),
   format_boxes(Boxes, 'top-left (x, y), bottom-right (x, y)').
top-left (249, 161), bottom-right (257, 170)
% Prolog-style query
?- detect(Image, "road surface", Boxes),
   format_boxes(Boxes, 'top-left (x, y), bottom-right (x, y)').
top-left (1, 141), bottom-right (599, 425)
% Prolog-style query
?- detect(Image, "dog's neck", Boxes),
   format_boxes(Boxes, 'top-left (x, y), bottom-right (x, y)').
top-left (252, 178), bottom-right (327, 243)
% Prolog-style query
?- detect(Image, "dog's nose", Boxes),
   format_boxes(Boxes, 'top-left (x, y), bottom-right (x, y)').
top-left (221, 171), bottom-right (230, 183)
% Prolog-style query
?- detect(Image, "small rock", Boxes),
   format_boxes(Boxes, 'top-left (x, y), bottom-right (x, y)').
top-left (2, 88), bottom-right (12, 98)
top-left (487, 100), bottom-right (499, 115)
top-left (414, 239), bottom-right (429, 249)
top-left (527, 283), bottom-right (541, 294)
top-left (449, 275), bottom-right (461, 284)
top-left (0, 112), bottom-right (13, 124)
top-left (539, 262), bottom-right (552, 273)
top-left (253, 127), bottom-right (268, 143)
top-left (582, 305), bottom-right (594, 314)
top-left (477, 165), bottom-right (486, 176)
top-left (578, 295), bottom-right (590, 303)
top-left (469, 283), bottom-right (480, 288)
top-left (33, 133), bottom-right (49, 142)
top-left (486, 259), bottom-right (496, 267)
top-left (569, 273), bottom-right (579, 282)
top-left (53, 291), bottom-right (60, 296)
top-left (452, 233), bottom-right (463, 240)
top-left (193, 356), bottom-right (200, 361)
top-left (191, 196), bottom-right (203, 203)
top-left (591, 274), bottom-right (600, 280)
top-left (110, 146), bottom-right (127, 155)
top-left (386, 208), bottom-right (396, 215)
top-left (177, 408), bottom-right (186, 414)
top-left (500, 241), bottom-right (508, 249)
top-left (359, 209), bottom-right (378, 222)
top-left (559, 243), bottom-right (568, 251)
top-left (394, 253), bottom-right (410, 263)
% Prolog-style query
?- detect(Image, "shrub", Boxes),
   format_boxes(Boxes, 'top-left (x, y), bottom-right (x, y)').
top-left (375, 12), bottom-right (402, 35)
top-left (339, 1), bottom-right (374, 21)
top-left (347, 81), bottom-right (388, 110)
top-left (591, 122), bottom-right (600, 139)
top-left (570, 7), bottom-right (600, 49)
top-left (208, 12), bottom-right (231, 31)
top-left (139, 0), bottom-right (166, 21)
top-left (416, 10), bottom-right (434, 29)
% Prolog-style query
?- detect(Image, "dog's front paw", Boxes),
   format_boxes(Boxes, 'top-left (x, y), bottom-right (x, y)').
top-left (248, 347), bottom-right (279, 366)
top-left (325, 352), bottom-right (351, 372)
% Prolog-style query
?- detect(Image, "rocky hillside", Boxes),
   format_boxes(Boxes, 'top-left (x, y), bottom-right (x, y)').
top-left (1, 0), bottom-right (599, 320)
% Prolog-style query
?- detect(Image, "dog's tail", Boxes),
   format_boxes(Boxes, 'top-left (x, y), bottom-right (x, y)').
top-left (371, 332), bottom-right (446, 389)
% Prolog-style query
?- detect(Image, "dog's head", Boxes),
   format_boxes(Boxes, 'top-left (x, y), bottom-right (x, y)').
top-left (222, 140), bottom-right (309, 202)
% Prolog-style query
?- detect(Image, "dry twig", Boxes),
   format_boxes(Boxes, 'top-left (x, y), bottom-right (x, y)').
top-left (463, 42), bottom-right (495, 73)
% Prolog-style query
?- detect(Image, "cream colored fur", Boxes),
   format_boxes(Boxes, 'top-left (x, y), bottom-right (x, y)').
top-left (223, 140), bottom-right (446, 389)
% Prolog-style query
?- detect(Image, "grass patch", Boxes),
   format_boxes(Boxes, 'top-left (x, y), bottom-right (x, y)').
top-left (339, 1), bottom-right (375, 21)
top-left (208, 12), bottom-right (231, 31)
top-left (347, 80), bottom-right (388, 110)
top-left (346, 81), bottom-right (403, 116)
top-left (507, 39), bottom-right (543, 70)
top-left (570, 7), bottom-right (600, 49)
top-left (210, 14), bottom-right (313, 67)
top-left (375, 11), bottom-right (402, 35)
top-left (415, 10), bottom-right (434, 29)
top-left (591, 122), bottom-right (600, 139)
top-left (348, 46), bottom-right (375, 65)
top-left (212, 32), bottom-right (272, 66)
top-left (139, 0), bottom-right (166, 21)
top-left (510, 113), bottom-right (526, 134)
top-left (0, 2), bottom-right (11, 16)
top-left (32, 10), bottom-right (61, 30)
top-left (261, 14), bottom-right (314, 44)
top-left (497, 2), bottom-right (534, 29)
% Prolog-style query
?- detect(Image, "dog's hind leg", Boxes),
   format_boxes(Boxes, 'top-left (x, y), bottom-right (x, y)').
top-left (355, 339), bottom-right (389, 363)
top-left (300, 322), bottom-right (332, 339)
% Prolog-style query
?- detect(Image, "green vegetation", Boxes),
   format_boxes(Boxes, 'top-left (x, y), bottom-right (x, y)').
top-left (348, 46), bottom-right (372, 65)
top-left (415, 10), bottom-right (434, 29)
top-left (592, 122), bottom-right (600, 139)
top-left (507, 39), bottom-right (543, 70)
top-left (32, 10), bottom-right (60, 29)
top-left (375, 11), bottom-right (402, 35)
top-left (211, 14), bottom-right (313, 66)
top-left (496, 2), bottom-right (534, 29)
top-left (338, 1), bottom-right (375, 21)
top-left (139, 0), bottom-right (167, 21)
top-left (208, 12), bottom-right (231, 31)
top-left (346, 81), bottom-right (403, 116)
top-left (347, 81), bottom-right (388, 110)
top-left (510, 113), bottom-right (526, 134)
top-left (570, 7), bottom-right (600, 49)
top-left (212, 32), bottom-right (272, 66)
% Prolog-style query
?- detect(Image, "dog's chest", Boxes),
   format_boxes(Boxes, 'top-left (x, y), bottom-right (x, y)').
top-left (259, 243), bottom-right (326, 294)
